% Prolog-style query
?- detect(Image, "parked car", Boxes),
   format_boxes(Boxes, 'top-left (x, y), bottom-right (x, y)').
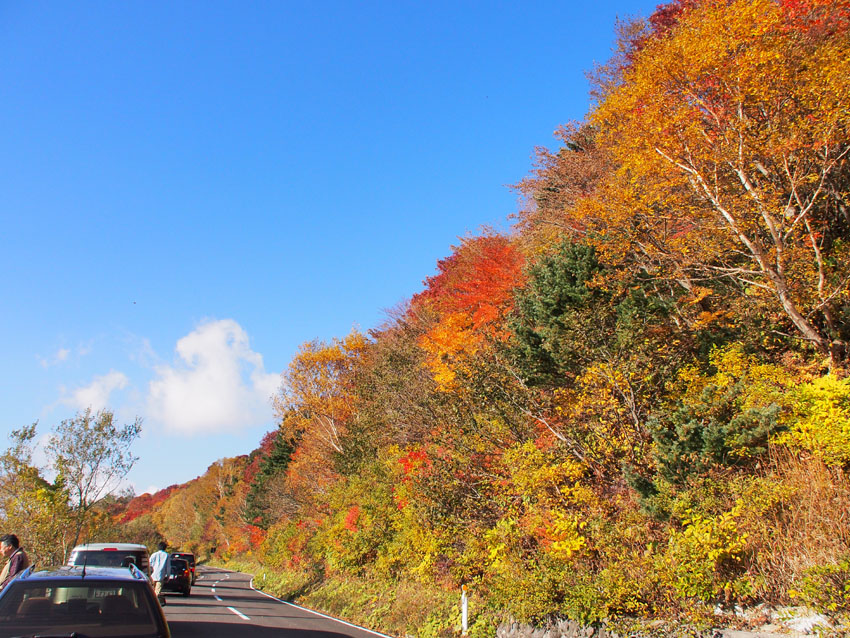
top-left (0, 564), bottom-right (170, 638)
top-left (162, 557), bottom-right (191, 596)
top-left (170, 551), bottom-right (196, 584)
top-left (67, 542), bottom-right (151, 575)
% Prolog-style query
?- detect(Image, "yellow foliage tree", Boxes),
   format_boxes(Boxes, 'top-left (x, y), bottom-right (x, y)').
top-left (273, 330), bottom-right (368, 508)
top-left (275, 330), bottom-right (368, 454)
top-left (591, 0), bottom-right (850, 365)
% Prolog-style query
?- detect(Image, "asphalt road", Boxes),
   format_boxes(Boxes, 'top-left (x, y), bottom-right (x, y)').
top-left (164, 566), bottom-right (391, 638)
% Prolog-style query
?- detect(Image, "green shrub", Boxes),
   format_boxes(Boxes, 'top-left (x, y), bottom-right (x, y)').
top-left (792, 556), bottom-right (850, 618)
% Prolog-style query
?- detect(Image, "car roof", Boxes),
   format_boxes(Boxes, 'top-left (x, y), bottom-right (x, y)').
top-left (71, 542), bottom-right (149, 551)
top-left (11, 565), bottom-right (150, 583)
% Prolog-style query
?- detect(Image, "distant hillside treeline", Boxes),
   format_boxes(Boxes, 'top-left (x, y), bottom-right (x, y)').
top-left (13, 0), bottom-right (850, 634)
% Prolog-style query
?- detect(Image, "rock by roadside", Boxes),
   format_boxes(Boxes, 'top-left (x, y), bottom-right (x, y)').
top-left (713, 605), bottom-right (842, 637)
top-left (496, 606), bottom-right (847, 638)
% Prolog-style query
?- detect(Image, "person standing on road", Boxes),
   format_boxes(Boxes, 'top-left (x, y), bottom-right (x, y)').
top-left (149, 541), bottom-right (170, 605)
top-left (0, 534), bottom-right (30, 590)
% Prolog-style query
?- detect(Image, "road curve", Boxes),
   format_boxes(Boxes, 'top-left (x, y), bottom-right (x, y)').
top-left (164, 565), bottom-right (393, 638)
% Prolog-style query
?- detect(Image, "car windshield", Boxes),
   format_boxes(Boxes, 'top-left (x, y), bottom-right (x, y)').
top-left (69, 550), bottom-right (147, 569)
top-left (0, 579), bottom-right (162, 638)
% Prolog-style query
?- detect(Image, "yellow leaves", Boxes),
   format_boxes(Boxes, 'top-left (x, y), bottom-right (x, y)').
top-left (545, 513), bottom-right (588, 562)
top-left (693, 310), bottom-right (728, 330)
top-left (276, 329), bottom-right (367, 445)
top-left (584, 0), bottom-right (850, 359)
top-left (481, 507), bottom-right (588, 573)
top-left (501, 441), bottom-right (585, 504)
top-left (669, 346), bottom-right (849, 466)
top-left (419, 311), bottom-right (481, 391)
top-left (673, 343), bottom-right (796, 410)
top-left (666, 504), bottom-right (751, 599)
top-left (554, 363), bottom-right (647, 466)
top-left (488, 542), bottom-right (506, 562)
top-left (481, 519), bottom-right (520, 576)
top-left (598, 0), bottom-right (791, 172)
top-left (477, 443), bottom-right (594, 570)
top-left (777, 375), bottom-right (850, 467)
top-left (556, 364), bottom-right (619, 418)
top-left (686, 286), bottom-right (713, 306)
top-left (677, 508), bottom-right (748, 564)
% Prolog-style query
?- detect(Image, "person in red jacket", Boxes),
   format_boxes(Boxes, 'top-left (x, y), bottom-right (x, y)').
top-left (0, 534), bottom-right (30, 590)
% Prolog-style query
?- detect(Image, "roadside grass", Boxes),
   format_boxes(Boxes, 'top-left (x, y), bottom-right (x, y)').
top-left (299, 575), bottom-right (468, 638)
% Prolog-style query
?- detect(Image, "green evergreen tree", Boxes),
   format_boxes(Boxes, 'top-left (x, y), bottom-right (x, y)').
top-left (244, 431), bottom-right (295, 529)
top-left (509, 241), bottom-right (609, 386)
top-left (648, 381), bottom-right (784, 486)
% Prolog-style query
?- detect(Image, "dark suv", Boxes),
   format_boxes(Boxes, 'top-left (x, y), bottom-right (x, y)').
top-left (170, 551), bottom-right (196, 585)
top-left (162, 557), bottom-right (191, 596)
top-left (0, 565), bottom-right (170, 637)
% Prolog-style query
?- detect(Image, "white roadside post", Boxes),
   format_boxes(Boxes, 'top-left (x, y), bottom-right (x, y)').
top-left (461, 584), bottom-right (468, 635)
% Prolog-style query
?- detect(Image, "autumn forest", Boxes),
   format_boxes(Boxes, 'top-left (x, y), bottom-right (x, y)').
top-left (3, 0), bottom-right (850, 635)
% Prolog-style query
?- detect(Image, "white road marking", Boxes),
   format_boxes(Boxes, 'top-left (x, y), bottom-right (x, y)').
top-left (215, 595), bottom-right (222, 601)
top-left (227, 606), bottom-right (249, 620)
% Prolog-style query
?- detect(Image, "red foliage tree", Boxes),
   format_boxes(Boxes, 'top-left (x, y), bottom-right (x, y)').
top-left (412, 233), bottom-right (526, 333)
top-left (115, 485), bottom-right (180, 524)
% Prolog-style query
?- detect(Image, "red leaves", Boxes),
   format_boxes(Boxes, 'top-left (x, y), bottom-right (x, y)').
top-left (343, 505), bottom-right (360, 532)
top-left (647, 0), bottom-right (701, 38)
top-left (115, 485), bottom-right (179, 523)
top-left (413, 234), bottom-right (526, 333)
top-left (248, 524), bottom-right (267, 547)
top-left (780, 0), bottom-right (850, 35)
top-left (399, 448), bottom-right (431, 478)
top-left (413, 234), bottom-right (527, 389)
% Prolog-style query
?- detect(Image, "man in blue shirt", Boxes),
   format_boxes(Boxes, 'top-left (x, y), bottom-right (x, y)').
top-left (149, 541), bottom-right (170, 605)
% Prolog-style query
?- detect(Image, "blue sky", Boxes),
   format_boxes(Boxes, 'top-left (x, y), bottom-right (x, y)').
top-left (0, 0), bottom-right (657, 494)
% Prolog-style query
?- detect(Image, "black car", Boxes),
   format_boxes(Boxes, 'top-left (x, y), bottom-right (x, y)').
top-left (0, 564), bottom-right (170, 638)
top-left (170, 551), bottom-right (196, 584)
top-left (162, 557), bottom-right (191, 596)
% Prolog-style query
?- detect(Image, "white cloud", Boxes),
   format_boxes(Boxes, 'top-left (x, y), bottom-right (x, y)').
top-left (37, 347), bottom-right (71, 368)
top-left (64, 370), bottom-right (130, 411)
top-left (147, 319), bottom-right (279, 435)
top-left (124, 482), bottom-right (160, 497)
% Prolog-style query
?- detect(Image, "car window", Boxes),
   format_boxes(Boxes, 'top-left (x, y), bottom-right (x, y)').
top-left (0, 580), bottom-right (163, 638)
top-left (70, 550), bottom-right (149, 569)
top-left (172, 553), bottom-right (194, 566)
top-left (170, 560), bottom-right (187, 573)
